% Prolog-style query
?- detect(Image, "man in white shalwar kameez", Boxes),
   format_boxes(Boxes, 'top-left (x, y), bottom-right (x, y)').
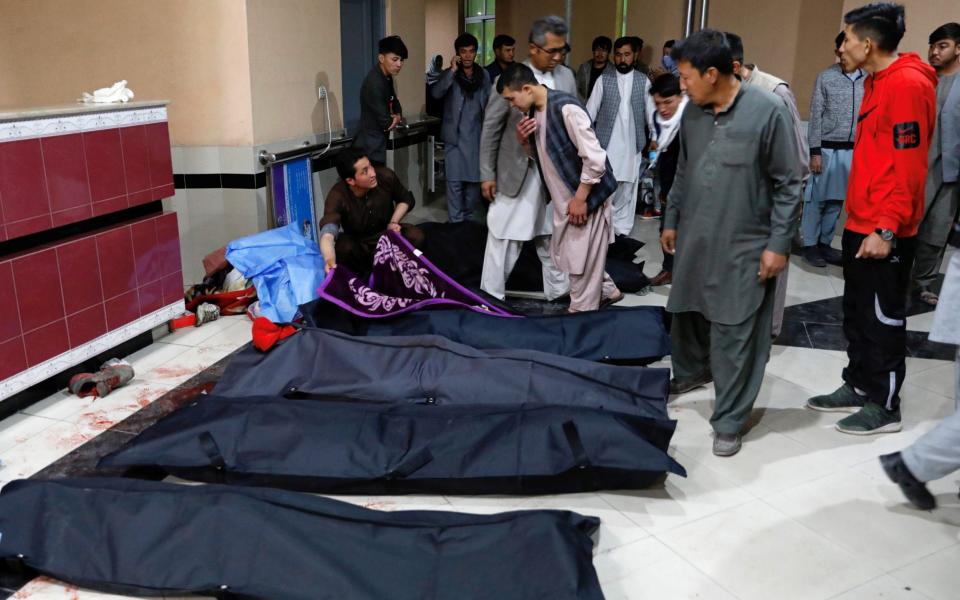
top-left (479, 16), bottom-right (574, 300)
top-left (585, 37), bottom-right (656, 237)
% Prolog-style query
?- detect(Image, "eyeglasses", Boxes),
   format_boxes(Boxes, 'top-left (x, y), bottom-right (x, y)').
top-left (533, 42), bottom-right (566, 56)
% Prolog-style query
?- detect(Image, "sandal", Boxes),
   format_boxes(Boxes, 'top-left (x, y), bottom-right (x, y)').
top-left (919, 290), bottom-right (939, 306)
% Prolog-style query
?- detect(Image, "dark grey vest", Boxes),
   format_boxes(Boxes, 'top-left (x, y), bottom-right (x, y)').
top-left (536, 90), bottom-right (618, 213)
top-left (593, 71), bottom-right (646, 152)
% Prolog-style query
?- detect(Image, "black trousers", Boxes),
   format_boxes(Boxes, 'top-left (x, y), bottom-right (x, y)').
top-left (841, 230), bottom-right (917, 411)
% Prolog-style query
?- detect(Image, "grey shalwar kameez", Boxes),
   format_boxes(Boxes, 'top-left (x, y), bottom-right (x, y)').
top-left (430, 67), bottom-right (491, 222)
top-left (913, 73), bottom-right (960, 294)
top-left (664, 84), bottom-right (802, 435)
top-left (902, 250), bottom-right (960, 482)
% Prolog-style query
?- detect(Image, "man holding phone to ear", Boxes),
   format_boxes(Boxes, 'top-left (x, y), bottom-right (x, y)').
top-left (431, 33), bottom-right (491, 223)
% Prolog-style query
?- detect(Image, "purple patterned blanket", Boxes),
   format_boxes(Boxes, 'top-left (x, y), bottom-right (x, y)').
top-left (317, 231), bottom-right (517, 319)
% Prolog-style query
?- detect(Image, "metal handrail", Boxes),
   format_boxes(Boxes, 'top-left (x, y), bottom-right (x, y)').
top-left (258, 136), bottom-right (351, 166)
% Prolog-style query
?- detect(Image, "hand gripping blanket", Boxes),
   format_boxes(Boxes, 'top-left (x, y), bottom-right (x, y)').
top-left (0, 478), bottom-right (604, 599)
top-left (317, 230), bottom-right (516, 319)
top-left (99, 396), bottom-right (685, 494)
top-left (212, 328), bottom-right (670, 418)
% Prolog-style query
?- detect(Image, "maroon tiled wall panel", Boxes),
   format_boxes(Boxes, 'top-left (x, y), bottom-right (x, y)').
top-left (0, 123), bottom-right (176, 240)
top-left (0, 212), bottom-right (182, 380)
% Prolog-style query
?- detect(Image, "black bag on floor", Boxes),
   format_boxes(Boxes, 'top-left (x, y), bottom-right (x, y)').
top-left (301, 302), bottom-right (671, 365)
top-left (0, 478), bottom-right (605, 599)
top-left (99, 395), bottom-right (685, 494)
top-left (213, 328), bottom-right (670, 417)
top-left (417, 221), bottom-right (650, 292)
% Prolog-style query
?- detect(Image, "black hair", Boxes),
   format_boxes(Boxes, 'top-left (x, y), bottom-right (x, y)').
top-left (335, 148), bottom-right (368, 181)
top-left (378, 35), bottom-right (409, 59)
top-left (635, 37), bottom-right (645, 50)
top-left (496, 62), bottom-right (538, 94)
top-left (671, 29), bottom-right (735, 75)
top-left (493, 34), bottom-right (516, 50)
top-left (723, 31), bottom-right (744, 63)
top-left (455, 33), bottom-right (479, 51)
top-left (664, 39), bottom-right (676, 49)
top-left (614, 36), bottom-right (639, 53)
top-left (592, 36), bottom-right (613, 52)
top-left (929, 22), bottom-right (960, 45)
top-left (843, 2), bottom-right (906, 53)
top-left (835, 31), bottom-right (846, 50)
top-left (649, 73), bottom-right (682, 97)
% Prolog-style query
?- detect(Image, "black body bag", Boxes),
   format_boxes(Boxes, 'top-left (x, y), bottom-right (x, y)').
top-left (0, 478), bottom-right (605, 599)
top-left (213, 328), bottom-right (670, 417)
top-left (300, 300), bottom-right (672, 365)
top-left (100, 394), bottom-right (685, 494)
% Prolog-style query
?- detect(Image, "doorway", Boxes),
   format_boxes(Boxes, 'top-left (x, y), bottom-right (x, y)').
top-left (340, 0), bottom-right (386, 136)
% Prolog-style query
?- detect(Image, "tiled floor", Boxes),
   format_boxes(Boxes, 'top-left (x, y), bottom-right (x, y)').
top-left (1, 219), bottom-right (957, 599)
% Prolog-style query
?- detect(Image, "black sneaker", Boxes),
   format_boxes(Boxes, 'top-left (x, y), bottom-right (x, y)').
top-left (803, 246), bottom-right (826, 268)
top-left (836, 403), bottom-right (902, 435)
top-left (880, 452), bottom-right (936, 510)
top-left (818, 243), bottom-right (843, 265)
top-left (806, 383), bottom-right (866, 413)
top-left (669, 371), bottom-right (713, 395)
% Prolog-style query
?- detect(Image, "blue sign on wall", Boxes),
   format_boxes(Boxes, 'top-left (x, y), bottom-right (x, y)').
top-left (270, 156), bottom-right (317, 241)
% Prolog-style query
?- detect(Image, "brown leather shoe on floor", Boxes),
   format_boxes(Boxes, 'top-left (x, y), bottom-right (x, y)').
top-left (650, 271), bottom-right (672, 286)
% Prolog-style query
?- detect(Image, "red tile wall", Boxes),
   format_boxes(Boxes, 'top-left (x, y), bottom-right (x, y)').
top-left (0, 122), bottom-right (176, 240)
top-left (0, 212), bottom-right (182, 378)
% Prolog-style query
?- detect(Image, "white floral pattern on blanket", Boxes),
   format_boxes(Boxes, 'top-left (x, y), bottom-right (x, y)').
top-left (348, 279), bottom-right (415, 312)
top-left (373, 235), bottom-right (443, 298)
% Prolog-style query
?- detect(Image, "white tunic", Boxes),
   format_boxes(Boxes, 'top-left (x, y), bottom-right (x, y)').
top-left (486, 65), bottom-right (558, 241)
top-left (585, 70), bottom-right (655, 184)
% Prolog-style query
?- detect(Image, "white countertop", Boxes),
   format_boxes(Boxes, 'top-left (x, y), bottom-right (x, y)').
top-left (0, 100), bottom-right (170, 122)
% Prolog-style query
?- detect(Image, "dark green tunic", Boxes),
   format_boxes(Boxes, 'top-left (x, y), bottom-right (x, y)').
top-left (664, 84), bottom-right (802, 325)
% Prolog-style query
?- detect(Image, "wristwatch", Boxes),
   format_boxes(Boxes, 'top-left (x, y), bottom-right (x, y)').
top-left (875, 228), bottom-right (895, 242)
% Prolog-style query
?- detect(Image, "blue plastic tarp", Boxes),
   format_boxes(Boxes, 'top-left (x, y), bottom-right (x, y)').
top-left (226, 223), bottom-right (325, 322)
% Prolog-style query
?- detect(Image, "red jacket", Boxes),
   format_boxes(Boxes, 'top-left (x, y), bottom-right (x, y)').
top-left (845, 53), bottom-right (937, 237)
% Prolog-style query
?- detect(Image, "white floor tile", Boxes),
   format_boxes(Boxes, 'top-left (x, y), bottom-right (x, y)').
top-left (595, 535), bottom-right (739, 600)
top-left (765, 469), bottom-right (960, 572)
top-left (0, 413), bottom-right (61, 454)
top-left (891, 544), bottom-right (960, 600)
top-left (908, 362), bottom-right (957, 399)
top-left (0, 419), bottom-right (101, 481)
top-left (18, 379), bottom-right (174, 431)
top-left (761, 383), bottom-right (954, 467)
top-left (11, 577), bottom-right (141, 598)
top-left (828, 575), bottom-right (935, 600)
top-left (603, 451), bottom-right (754, 535)
top-left (677, 423), bottom-right (845, 498)
top-left (155, 315), bottom-right (246, 348)
top-left (766, 347), bottom-right (847, 395)
top-left (658, 499), bottom-right (881, 600)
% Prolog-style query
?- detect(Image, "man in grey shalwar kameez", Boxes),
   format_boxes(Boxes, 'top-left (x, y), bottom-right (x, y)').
top-left (431, 33), bottom-right (491, 222)
top-left (881, 229), bottom-right (960, 510)
top-left (911, 23), bottom-right (960, 305)
top-left (662, 30), bottom-right (802, 457)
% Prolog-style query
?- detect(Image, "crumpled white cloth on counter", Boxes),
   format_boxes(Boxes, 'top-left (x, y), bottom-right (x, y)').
top-left (81, 80), bottom-right (135, 103)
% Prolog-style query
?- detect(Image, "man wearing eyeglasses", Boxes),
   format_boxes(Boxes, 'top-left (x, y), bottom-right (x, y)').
top-left (479, 15), bottom-right (576, 301)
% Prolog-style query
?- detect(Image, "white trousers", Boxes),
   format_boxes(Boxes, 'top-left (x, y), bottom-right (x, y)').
top-left (481, 233), bottom-right (569, 301)
top-left (611, 181), bottom-right (639, 236)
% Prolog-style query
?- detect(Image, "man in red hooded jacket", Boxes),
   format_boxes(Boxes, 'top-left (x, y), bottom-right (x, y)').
top-left (807, 3), bottom-right (937, 435)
